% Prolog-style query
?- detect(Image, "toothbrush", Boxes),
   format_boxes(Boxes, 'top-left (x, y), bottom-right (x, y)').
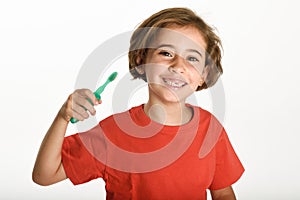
top-left (70, 72), bottom-right (118, 123)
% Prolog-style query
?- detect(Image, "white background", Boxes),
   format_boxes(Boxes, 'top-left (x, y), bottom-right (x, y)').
top-left (1, 0), bottom-right (300, 199)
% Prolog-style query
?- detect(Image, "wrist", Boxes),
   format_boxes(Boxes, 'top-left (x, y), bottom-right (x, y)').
top-left (57, 107), bottom-right (71, 124)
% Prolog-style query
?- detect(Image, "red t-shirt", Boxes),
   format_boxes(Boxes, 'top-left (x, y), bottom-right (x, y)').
top-left (62, 104), bottom-right (244, 200)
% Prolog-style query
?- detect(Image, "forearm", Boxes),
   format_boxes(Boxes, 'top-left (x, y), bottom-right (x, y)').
top-left (32, 111), bottom-right (68, 185)
top-left (32, 89), bottom-right (100, 185)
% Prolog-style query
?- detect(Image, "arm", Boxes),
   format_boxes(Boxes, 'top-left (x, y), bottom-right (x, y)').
top-left (210, 186), bottom-right (237, 200)
top-left (32, 89), bottom-right (100, 186)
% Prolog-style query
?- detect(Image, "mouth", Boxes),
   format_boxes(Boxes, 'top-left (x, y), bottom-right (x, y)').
top-left (162, 77), bottom-right (187, 89)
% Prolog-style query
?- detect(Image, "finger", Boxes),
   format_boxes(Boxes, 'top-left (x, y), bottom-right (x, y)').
top-left (76, 97), bottom-right (96, 116)
top-left (95, 99), bottom-right (102, 105)
top-left (70, 109), bottom-right (86, 121)
top-left (73, 89), bottom-right (98, 115)
top-left (72, 103), bottom-right (90, 119)
top-left (86, 90), bottom-right (98, 104)
top-left (63, 101), bottom-right (86, 122)
top-left (78, 89), bottom-right (97, 105)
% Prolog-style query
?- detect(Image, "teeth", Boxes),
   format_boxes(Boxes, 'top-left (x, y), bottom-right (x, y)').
top-left (163, 78), bottom-right (186, 88)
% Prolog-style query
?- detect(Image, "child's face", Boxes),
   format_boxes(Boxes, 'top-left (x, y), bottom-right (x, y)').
top-left (143, 25), bottom-right (207, 103)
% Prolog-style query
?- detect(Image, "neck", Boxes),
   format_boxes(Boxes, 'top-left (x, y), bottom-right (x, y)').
top-left (143, 99), bottom-right (193, 126)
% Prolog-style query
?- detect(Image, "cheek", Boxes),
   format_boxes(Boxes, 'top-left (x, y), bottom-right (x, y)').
top-left (190, 62), bottom-right (205, 76)
top-left (189, 73), bottom-right (202, 88)
top-left (144, 64), bottom-right (165, 82)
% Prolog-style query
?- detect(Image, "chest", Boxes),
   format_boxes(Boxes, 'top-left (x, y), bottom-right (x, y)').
top-left (104, 148), bottom-right (216, 200)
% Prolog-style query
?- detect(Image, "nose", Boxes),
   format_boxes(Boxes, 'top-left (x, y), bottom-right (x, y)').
top-left (168, 55), bottom-right (187, 74)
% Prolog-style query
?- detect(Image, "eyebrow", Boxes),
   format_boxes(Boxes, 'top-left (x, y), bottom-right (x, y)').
top-left (186, 49), bottom-right (203, 58)
top-left (155, 44), bottom-right (203, 57)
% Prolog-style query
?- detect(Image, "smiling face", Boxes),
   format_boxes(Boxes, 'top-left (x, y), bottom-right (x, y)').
top-left (140, 25), bottom-right (207, 104)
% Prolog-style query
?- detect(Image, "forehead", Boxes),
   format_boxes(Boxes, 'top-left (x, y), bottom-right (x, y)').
top-left (150, 26), bottom-right (207, 52)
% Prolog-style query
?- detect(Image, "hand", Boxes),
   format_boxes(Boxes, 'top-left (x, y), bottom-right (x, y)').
top-left (59, 89), bottom-right (102, 122)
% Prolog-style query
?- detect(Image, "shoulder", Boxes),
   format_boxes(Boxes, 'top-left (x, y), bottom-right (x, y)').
top-left (99, 109), bottom-right (128, 129)
top-left (189, 104), bottom-right (226, 158)
top-left (189, 104), bottom-right (223, 127)
top-left (99, 104), bottom-right (142, 129)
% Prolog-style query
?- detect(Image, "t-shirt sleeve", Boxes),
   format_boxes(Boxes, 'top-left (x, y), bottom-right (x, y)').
top-left (61, 124), bottom-right (107, 185)
top-left (209, 129), bottom-right (244, 190)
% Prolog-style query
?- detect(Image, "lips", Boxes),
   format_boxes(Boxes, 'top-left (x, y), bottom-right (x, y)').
top-left (162, 77), bottom-right (187, 89)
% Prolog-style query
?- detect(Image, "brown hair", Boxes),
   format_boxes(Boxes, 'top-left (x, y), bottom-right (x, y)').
top-left (128, 7), bottom-right (223, 91)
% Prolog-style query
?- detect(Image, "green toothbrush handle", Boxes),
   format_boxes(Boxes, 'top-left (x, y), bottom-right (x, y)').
top-left (70, 92), bottom-right (101, 124)
top-left (70, 117), bottom-right (80, 124)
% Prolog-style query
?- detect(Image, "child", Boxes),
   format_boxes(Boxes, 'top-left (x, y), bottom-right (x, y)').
top-left (33, 7), bottom-right (244, 200)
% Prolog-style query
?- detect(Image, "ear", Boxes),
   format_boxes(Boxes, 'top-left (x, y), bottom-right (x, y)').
top-left (135, 56), bottom-right (145, 75)
top-left (198, 65), bottom-right (209, 86)
top-left (202, 65), bottom-right (209, 80)
top-left (135, 65), bottom-right (145, 75)
top-left (136, 56), bottom-right (142, 65)
top-left (199, 78), bottom-right (205, 87)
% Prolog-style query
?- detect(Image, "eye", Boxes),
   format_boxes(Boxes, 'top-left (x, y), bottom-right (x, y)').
top-left (187, 56), bottom-right (199, 62)
top-left (159, 51), bottom-right (173, 57)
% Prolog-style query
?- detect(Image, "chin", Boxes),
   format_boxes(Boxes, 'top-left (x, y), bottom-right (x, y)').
top-left (149, 84), bottom-right (191, 103)
top-left (158, 90), bottom-right (188, 103)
